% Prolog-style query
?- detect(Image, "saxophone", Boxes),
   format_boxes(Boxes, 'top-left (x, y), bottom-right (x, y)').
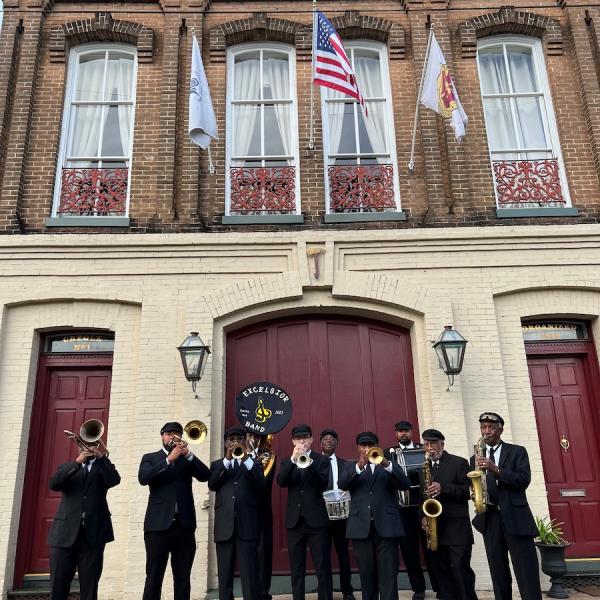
top-left (467, 437), bottom-right (488, 513)
top-left (422, 451), bottom-right (443, 552)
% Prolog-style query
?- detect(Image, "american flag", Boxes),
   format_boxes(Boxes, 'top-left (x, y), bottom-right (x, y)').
top-left (313, 10), bottom-right (367, 116)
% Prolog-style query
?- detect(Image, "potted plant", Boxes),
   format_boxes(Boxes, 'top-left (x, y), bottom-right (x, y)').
top-left (535, 516), bottom-right (570, 599)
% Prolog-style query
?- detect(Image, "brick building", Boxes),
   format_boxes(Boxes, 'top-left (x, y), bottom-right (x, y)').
top-left (1, 0), bottom-right (600, 598)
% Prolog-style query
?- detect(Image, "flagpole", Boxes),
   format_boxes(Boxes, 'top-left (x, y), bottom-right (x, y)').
top-left (308, 0), bottom-right (317, 151)
top-left (408, 24), bottom-right (434, 172)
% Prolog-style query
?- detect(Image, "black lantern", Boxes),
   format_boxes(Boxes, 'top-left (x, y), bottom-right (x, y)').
top-left (177, 332), bottom-right (211, 395)
top-left (432, 325), bottom-right (468, 389)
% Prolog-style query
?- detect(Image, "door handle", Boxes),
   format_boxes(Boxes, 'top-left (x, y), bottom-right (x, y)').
top-left (560, 434), bottom-right (570, 452)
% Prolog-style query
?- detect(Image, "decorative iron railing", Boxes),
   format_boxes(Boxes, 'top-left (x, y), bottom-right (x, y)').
top-left (492, 159), bottom-right (565, 207)
top-left (328, 164), bottom-right (395, 212)
top-left (229, 166), bottom-right (296, 214)
top-left (58, 167), bottom-right (128, 215)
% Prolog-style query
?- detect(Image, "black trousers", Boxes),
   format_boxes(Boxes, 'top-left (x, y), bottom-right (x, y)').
top-left (482, 507), bottom-right (542, 600)
top-left (398, 506), bottom-right (426, 594)
top-left (216, 536), bottom-right (261, 600)
top-left (142, 520), bottom-right (196, 600)
top-left (427, 544), bottom-right (478, 600)
top-left (257, 515), bottom-right (274, 600)
top-left (50, 528), bottom-right (105, 600)
top-left (328, 518), bottom-right (354, 596)
top-left (287, 518), bottom-right (332, 600)
top-left (352, 526), bottom-right (399, 600)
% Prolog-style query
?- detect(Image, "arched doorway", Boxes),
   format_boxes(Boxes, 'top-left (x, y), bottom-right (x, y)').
top-left (225, 314), bottom-right (419, 574)
top-left (13, 332), bottom-right (114, 588)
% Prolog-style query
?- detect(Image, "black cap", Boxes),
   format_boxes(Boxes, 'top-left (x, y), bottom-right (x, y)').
top-left (291, 424), bottom-right (312, 438)
top-left (394, 420), bottom-right (413, 431)
top-left (160, 422), bottom-right (183, 435)
top-left (356, 431), bottom-right (379, 445)
top-left (479, 412), bottom-right (504, 426)
top-left (421, 428), bottom-right (445, 441)
top-left (224, 426), bottom-right (246, 440)
top-left (320, 428), bottom-right (338, 440)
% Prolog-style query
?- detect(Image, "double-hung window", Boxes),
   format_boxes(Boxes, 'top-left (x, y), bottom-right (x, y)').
top-left (321, 42), bottom-right (401, 217)
top-left (477, 36), bottom-right (572, 213)
top-left (52, 44), bottom-right (137, 221)
top-left (226, 44), bottom-right (300, 217)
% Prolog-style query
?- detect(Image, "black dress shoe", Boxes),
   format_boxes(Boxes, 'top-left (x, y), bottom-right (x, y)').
top-left (343, 594), bottom-right (356, 600)
top-left (412, 593), bottom-right (425, 600)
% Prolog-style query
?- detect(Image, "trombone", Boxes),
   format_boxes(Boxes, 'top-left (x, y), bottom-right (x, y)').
top-left (170, 420), bottom-right (208, 448)
top-left (64, 419), bottom-right (109, 457)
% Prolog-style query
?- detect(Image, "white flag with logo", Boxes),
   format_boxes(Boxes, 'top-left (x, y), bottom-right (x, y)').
top-left (420, 32), bottom-right (468, 142)
top-left (189, 35), bottom-right (218, 149)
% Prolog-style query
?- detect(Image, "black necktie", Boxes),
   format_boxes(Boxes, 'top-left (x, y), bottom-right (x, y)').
top-left (233, 459), bottom-right (239, 471)
top-left (486, 446), bottom-right (499, 505)
top-left (328, 458), bottom-right (334, 490)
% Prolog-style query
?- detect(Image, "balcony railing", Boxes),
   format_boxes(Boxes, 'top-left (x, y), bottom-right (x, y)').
top-left (493, 159), bottom-right (566, 208)
top-left (328, 164), bottom-right (396, 212)
top-left (229, 166), bottom-right (296, 214)
top-left (58, 167), bottom-right (128, 216)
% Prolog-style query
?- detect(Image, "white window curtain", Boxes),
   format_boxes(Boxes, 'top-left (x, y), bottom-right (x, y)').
top-left (263, 55), bottom-right (290, 156)
top-left (354, 55), bottom-right (385, 155)
top-left (233, 57), bottom-right (260, 158)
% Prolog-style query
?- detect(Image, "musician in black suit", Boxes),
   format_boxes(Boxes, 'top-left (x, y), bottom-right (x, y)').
top-left (138, 421), bottom-right (211, 600)
top-left (209, 426), bottom-right (265, 600)
top-left (470, 412), bottom-right (541, 600)
top-left (246, 431), bottom-right (276, 600)
top-left (386, 420), bottom-right (430, 600)
top-left (320, 428), bottom-right (355, 600)
top-left (48, 445), bottom-right (120, 600)
top-left (276, 424), bottom-right (333, 600)
top-left (338, 431), bottom-right (410, 600)
top-left (420, 429), bottom-right (478, 600)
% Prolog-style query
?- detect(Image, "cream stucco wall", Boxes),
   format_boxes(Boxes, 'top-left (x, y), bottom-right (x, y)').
top-left (2, 224), bottom-right (600, 598)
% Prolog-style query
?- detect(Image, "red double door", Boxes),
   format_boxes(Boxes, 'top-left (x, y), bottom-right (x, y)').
top-left (14, 353), bottom-right (113, 587)
top-left (225, 315), bottom-right (419, 574)
top-left (527, 343), bottom-right (600, 557)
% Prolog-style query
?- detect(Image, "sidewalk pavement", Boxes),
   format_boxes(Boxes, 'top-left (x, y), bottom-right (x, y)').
top-left (266, 592), bottom-right (596, 599)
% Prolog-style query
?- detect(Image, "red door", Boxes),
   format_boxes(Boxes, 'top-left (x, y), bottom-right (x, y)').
top-left (226, 315), bottom-right (419, 574)
top-left (14, 353), bottom-right (113, 587)
top-left (527, 347), bottom-right (600, 557)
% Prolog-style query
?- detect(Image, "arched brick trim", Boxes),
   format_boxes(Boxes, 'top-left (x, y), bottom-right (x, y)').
top-left (459, 6), bottom-right (563, 59)
top-left (330, 11), bottom-right (406, 59)
top-left (49, 12), bottom-right (155, 64)
top-left (208, 13), bottom-right (309, 63)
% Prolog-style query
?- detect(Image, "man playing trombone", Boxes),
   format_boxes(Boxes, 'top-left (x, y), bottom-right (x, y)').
top-left (138, 421), bottom-right (210, 600)
top-left (48, 424), bottom-right (120, 600)
top-left (209, 427), bottom-right (265, 600)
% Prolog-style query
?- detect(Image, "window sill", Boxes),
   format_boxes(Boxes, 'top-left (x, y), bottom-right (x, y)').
top-left (222, 214), bottom-right (304, 225)
top-left (45, 217), bottom-right (130, 227)
top-left (324, 211), bottom-right (407, 223)
top-left (496, 207), bottom-right (578, 218)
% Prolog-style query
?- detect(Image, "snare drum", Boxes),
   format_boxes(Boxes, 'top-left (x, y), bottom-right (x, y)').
top-left (323, 490), bottom-right (351, 520)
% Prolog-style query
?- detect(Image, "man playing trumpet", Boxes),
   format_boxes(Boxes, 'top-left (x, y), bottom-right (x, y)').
top-left (209, 427), bottom-right (265, 600)
top-left (48, 429), bottom-right (120, 600)
top-left (276, 424), bottom-right (332, 600)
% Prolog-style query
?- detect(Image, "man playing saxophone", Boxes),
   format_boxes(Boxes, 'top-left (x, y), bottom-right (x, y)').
top-left (420, 429), bottom-right (478, 600)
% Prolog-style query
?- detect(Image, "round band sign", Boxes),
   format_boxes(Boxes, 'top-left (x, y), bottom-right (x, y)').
top-left (235, 382), bottom-right (292, 434)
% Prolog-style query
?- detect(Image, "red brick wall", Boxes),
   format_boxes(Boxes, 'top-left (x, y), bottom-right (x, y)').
top-left (0, 0), bottom-right (599, 234)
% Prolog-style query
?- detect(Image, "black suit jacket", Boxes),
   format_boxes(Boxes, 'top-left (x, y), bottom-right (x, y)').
top-left (470, 441), bottom-right (538, 537)
top-left (138, 449), bottom-right (210, 532)
top-left (427, 451), bottom-right (473, 546)
top-left (47, 457), bottom-right (121, 548)
top-left (339, 461), bottom-right (410, 539)
top-left (276, 451), bottom-right (330, 529)
top-left (208, 457), bottom-right (265, 542)
top-left (326, 455), bottom-right (354, 491)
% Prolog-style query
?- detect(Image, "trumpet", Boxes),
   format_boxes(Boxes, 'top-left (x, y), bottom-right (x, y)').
top-left (367, 446), bottom-right (385, 465)
top-left (231, 442), bottom-right (246, 460)
top-left (294, 451), bottom-right (313, 469)
top-left (171, 420), bottom-right (208, 448)
top-left (64, 419), bottom-right (109, 457)
top-left (468, 437), bottom-right (488, 513)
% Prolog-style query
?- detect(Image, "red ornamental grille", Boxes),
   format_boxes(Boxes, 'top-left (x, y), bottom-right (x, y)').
top-left (493, 159), bottom-right (565, 205)
top-left (58, 167), bottom-right (128, 215)
top-left (230, 166), bottom-right (296, 214)
top-left (328, 164), bottom-right (395, 212)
